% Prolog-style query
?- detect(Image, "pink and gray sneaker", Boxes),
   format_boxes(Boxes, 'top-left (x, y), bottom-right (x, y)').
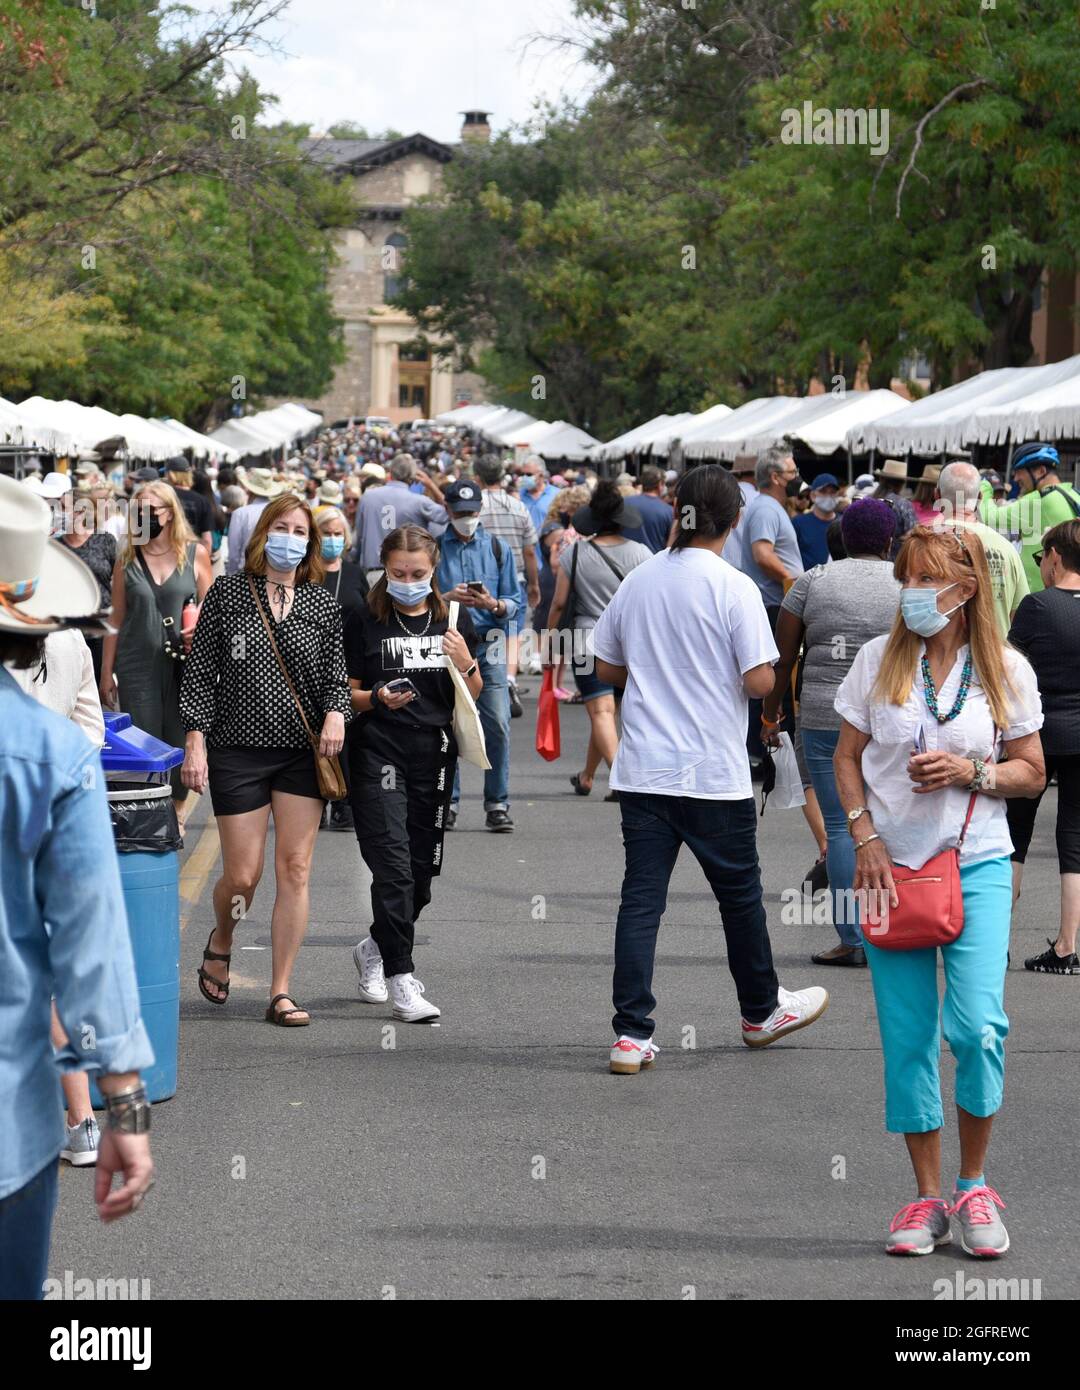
top-left (886, 1197), bottom-right (951, 1255)
top-left (951, 1185), bottom-right (1009, 1258)
top-left (609, 1035), bottom-right (658, 1075)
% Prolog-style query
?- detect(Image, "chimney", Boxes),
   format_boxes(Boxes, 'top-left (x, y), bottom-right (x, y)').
top-left (461, 110), bottom-right (491, 144)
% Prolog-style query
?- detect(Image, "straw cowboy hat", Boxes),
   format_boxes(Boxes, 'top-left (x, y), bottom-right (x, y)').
top-left (917, 464), bottom-right (941, 487)
top-left (316, 479), bottom-right (344, 507)
top-left (242, 467), bottom-right (284, 499)
top-left (874, 458), bottom-right (914, 483)
top-left (359, 462), bottom-right (386, 481)
top-left (0, 475), bottom-right (107, 636)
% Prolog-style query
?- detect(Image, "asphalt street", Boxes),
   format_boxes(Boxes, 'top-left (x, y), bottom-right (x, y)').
top-left (49, 688), bottom-right (1077, 1301)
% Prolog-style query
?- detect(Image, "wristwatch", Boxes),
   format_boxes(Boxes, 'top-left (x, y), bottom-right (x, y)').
top-left (462, 662), bottom-right (478, 679)
top-left (103, 1084), bottom-right (151, 1134)
top-left (370, 681), bottom-right (387, 706)
top-left (846, 806), bottom-right (870, 831)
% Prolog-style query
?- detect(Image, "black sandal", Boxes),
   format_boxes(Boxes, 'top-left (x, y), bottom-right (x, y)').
top-left (265, 993), bottom-right (310, 1027)
top-left (197, 929), bottom-right (231, 1005)
top-left (570, 773), bottom-right (592, 796)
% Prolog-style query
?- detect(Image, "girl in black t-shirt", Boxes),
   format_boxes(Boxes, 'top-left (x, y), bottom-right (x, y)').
top-left (344, 525), bottom-right (480, 1021)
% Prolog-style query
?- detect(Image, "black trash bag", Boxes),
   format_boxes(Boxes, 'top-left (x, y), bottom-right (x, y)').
top-left (108, 794), bottom-right (182, 853)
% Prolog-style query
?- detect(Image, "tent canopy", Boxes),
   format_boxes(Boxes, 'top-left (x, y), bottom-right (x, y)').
top-left (596, 414), bottom-right (692, 463)
top-left (645, 403), bottom-right (733, 457)
top-left (849, 355), bottom-right (1080, 455)
top-left (530, 421), bottom-right (599, 462)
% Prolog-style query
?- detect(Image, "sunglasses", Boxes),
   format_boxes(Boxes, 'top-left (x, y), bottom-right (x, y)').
top-left (1033, 551), bottom-right (1044, 565)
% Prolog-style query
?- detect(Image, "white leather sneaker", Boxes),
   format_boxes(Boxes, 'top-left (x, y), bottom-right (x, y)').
top-left (741, 985), bottom-right (829, 1048)
top-left (389, 972), bottom-right (441, 1023)
top-left (609, 1035), bottom-right (659, 1074)
top-left (352, 936), bottom-right (388, 1003)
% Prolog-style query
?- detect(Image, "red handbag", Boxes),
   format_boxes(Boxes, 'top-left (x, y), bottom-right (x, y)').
top-left (862, 793), bottom-right (978, 950)
top-left (535, 667), bottom-right (561, 762)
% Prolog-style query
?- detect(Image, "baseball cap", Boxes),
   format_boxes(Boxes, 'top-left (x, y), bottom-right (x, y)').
top-left (810, 473), bottom-right (839, 491)
top-left (443, 479), bottom-right (483, 513)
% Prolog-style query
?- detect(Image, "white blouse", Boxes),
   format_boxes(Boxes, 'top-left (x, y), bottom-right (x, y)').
top-left (835, 636), bottom-right (1042, 870)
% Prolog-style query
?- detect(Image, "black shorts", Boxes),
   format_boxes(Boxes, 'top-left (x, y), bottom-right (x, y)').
top-left (207, 746), bottom-right (323, 816)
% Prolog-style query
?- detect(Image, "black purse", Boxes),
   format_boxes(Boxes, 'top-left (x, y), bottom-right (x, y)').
top-left (136, 548), bottom-right (194, 664)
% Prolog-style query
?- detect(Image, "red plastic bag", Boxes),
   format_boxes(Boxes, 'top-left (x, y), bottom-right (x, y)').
top-left (535, 667), bottom-right (561, 762)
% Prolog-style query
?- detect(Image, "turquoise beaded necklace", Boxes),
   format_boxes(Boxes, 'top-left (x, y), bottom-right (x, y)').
top-left (921, 652), bottom-right (973, 723)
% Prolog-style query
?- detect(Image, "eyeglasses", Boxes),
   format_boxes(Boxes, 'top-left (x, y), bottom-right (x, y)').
top-left (1032, 551), bottom-right (1044, 565)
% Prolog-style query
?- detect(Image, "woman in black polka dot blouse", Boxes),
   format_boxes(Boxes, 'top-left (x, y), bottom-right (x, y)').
top-left (180, 494), bottom-right (350, 1027)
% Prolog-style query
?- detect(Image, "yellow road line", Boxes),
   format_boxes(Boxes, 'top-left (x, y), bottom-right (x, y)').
top-left (179, 815), bottom-right (221, 932)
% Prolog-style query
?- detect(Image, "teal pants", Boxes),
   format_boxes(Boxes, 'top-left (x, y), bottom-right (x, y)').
top-left (863, 856), bottom-right (1012, 1134)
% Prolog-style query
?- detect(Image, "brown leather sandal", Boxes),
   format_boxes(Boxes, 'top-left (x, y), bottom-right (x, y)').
top-left (265, 993), bottom-right (310, 1027)
top-left (197, 929), bottom-right (230, 1005)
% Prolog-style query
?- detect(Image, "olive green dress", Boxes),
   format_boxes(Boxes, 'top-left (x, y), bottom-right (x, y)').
top-left (115, 543), bottom-right (198, 798)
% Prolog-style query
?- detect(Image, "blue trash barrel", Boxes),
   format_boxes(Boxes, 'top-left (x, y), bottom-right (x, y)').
top-left (90, 716), bottom-right (184, 1108)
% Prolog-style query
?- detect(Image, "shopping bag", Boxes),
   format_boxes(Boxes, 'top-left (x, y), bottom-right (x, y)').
top-left (763, 732), bottom-right (806, 811)
top-left (446, 601), bottom-right (491, 770)
top-left (535, 667), bottom-right (561, 762)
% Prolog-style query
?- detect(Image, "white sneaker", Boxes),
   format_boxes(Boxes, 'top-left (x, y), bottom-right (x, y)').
top-left (609, 1035), bottom-right (659, 1074)
top-left (60, 1117), bottom-right (100, 1167)
top-left (741, 985), bottom-right (829, 1048)
top-left (389, 972), bottom-right (441, 1023)
top-left (352, 936), bottom-right (388, 1003)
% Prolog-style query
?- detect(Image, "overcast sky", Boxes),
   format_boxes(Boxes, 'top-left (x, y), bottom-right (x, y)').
top-left (187, 0), bottom-right (598, 143)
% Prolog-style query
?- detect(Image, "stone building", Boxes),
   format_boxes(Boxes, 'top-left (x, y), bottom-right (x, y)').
top-left (295, 114), bottom-right (492, 425)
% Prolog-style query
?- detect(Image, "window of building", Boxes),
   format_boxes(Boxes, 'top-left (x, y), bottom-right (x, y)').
top-left (384, 233), bottom-right (408, 302)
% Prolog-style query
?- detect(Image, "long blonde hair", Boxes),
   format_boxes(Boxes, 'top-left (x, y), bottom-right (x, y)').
top-left (872, 525), bottom-right (1016, 728)
top-left (121, 482), bottom-right (195, 571)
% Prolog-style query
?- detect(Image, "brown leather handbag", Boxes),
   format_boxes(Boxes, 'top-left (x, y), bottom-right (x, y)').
top-left (247, 575), bottom-right (347, 801)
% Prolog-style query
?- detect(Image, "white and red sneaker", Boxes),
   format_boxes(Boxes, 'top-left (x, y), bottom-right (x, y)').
top-left (609, 1035), bottom-right (659, 1074)
top-left (741, 985), bottom-right (829, 1048)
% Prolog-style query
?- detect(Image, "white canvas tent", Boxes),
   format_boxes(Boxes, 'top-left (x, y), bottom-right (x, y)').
top-left (480, 409), bottom-right (543, 444)
top-left (595, 414), bottom-right (695, 463)
top-left (847, 357), bottom-right (1080, 456)
top-left (681, 397), bottom-right (804, 460)
top-left (786, 389), bottom-right (909, 456)
top-left (642, 403), bottom-right (733, 457)
top-left (530, 421), bottom-right (599, 462)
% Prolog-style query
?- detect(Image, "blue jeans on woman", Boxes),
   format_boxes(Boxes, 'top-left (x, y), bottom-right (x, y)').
top-left (0, 1159), bottom-right (57, 1299)
top-left (800, 726), bottom-right (861, 947)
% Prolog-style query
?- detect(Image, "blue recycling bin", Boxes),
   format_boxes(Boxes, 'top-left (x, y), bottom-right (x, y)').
top-left (89, 713), bottom-right (184, 1108)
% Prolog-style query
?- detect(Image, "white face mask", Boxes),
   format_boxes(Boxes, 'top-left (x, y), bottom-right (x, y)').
top-left (452, 515), bottom-right (479, 538)
top-left (813, 494), bottom-right (839, 514)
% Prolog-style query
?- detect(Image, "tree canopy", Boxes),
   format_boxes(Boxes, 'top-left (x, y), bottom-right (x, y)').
top-left (0, 0), bottom-right (349, 426)
top-left (397, 0), bottom-right (1080, 433)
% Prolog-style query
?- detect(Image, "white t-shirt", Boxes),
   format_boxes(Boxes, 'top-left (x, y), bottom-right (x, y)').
top-left (591, 547), bottom-right (778, 799)
top-left (834, 635), bottom-right (1042, 870)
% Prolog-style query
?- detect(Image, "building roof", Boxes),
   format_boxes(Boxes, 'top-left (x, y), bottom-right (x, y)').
top-left (302, 132), bottom-right (456, 174)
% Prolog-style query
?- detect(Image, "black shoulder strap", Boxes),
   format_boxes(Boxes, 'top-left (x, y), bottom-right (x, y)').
top-left (588, 538), bottom-right (628, 584)
top-left (491, 536), bottom-right (503, 565)
top-left (134, 548), bottom-right (187, 655)
top-left (569, 540), bottom-right (579, 593)
top-left (1046, 485), bottom-right (1080, 519)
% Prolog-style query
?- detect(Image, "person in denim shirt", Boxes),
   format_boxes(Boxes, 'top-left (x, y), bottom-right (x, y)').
top-left (0, 476), bottom-right (155, 1300)
top-left (436, 479), bottom-right (519, 832)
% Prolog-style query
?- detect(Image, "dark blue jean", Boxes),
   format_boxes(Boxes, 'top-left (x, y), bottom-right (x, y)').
top-left (800, 726), bottom-right (862, 947)
top-left (0, 1159), bottom-right (57, 1300)
top-left (613, 793), bottom-right (780, 1038)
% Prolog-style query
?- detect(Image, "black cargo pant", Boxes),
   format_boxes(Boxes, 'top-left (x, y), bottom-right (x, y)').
top-left (348, 720), bottom-right (457, 976)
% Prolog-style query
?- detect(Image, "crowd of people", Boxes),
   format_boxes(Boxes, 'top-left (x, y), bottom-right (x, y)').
top-left (2, 413), bottom-right (1079, 1294)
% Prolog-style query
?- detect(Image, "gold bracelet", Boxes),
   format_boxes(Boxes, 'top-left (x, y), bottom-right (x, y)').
top-left (853, 833), bottom-right (881, 851)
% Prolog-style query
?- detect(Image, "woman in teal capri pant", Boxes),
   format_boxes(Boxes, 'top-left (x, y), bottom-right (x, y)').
top-left (834, 525), bottom-right (1045, 1258)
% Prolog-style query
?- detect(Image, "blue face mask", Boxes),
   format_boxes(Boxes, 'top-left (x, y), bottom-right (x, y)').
top-left (265, 533), bottom-right (308, 572)
top-left (900, 581), bottom-right (963, 637)
top-left (321, 536), bottom-right (345, 561)
top-left (386, 577), bottom-right (432, 607)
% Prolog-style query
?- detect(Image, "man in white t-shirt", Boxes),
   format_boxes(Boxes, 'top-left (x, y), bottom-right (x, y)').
top-left (592, 464), bottom-right (829, 1073)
